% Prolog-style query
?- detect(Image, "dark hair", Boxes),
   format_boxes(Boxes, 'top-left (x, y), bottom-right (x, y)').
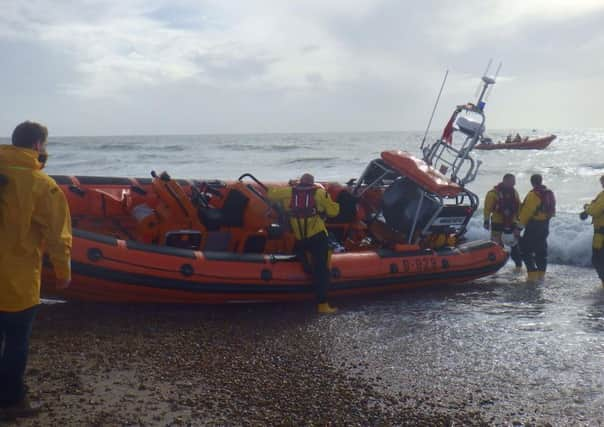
top-left (11, 121), bottom-right (48, 149)
top-left (503, 173), bottom-right (515, 181)
top-left (530, 174), bottom-right (543, 187)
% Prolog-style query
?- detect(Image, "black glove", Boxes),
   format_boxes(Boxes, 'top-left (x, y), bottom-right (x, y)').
top-left (580, 212), bottom-right (588, 221)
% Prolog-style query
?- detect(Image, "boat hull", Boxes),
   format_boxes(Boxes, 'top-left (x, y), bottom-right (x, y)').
top-left (475, 135), bottom-right (556, 150)
top-left (42, 229), bottom-right (508, 304)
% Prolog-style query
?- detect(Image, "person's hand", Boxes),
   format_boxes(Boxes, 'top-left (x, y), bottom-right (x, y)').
top-left (483, 220), bottom-right (490, 230)
top-left (580, 211), bottom-right (588, 221)
top-left (513, 228), bottom-right (521, 238)
top-left (55, 278), bottom-right (71, 289)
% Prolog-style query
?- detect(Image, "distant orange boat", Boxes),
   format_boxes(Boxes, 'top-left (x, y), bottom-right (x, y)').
top-left (475, 134), bottom-right (556, 150)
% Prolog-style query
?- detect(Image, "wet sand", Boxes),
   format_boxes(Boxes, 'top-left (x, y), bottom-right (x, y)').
top-left (6, 302), bottom-right (494, 426)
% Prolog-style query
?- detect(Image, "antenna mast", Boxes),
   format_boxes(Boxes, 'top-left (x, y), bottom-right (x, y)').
top-left (420, 69), bottom-right (449, 151)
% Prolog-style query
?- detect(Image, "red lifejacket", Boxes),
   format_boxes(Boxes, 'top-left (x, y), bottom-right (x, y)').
top-left (493, 183), bottom-right (519, 226)
top-left (290, 185), bottom-right (317, 218)
top-left (533, 185), bottom-right (556, 217)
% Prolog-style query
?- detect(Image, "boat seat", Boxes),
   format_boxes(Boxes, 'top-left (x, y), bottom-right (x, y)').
top-left (221, 188), bottom-right (249, 227)
top-left (328, 190), bottom-right (358, 223)
top-left (198, 207), bottom-right (223, 231)
top-left (198, 188), bottom-right (250, 230)
top-left (326, 190), bottom-right (360, 242)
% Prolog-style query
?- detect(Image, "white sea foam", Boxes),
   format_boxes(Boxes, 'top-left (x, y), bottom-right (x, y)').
top-left (466, 212), bottom-right (595, 268)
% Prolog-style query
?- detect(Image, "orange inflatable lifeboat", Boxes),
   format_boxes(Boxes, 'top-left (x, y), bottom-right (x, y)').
top-left (41, 151), bottom-right (508, 304)
top-left (475, 134), bottom-right (556, 150)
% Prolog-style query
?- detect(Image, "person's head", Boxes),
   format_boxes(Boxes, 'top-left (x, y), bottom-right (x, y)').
top-left (502, 173), bottom-right (515, 189)
top-left (12, 121), bottom-right (48, 153)
top-left (530, 174), bottom-right (543, 188)
top-left (299, 173), bottom-right (314, 186)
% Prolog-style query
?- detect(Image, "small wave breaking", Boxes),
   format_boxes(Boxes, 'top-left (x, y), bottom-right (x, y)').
top-left (466, 212), bottom-right (594, 268)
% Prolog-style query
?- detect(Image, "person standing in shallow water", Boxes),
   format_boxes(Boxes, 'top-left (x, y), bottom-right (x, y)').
top-left (0, 121), bottom-right (72, 420)
top-left (581, 175), bottom-right (604, 287)
top-left (268, 173), bottom-right (340, 314)
top-left (515, 174), bottom-right (556, 283)
top-left (483, 173), bottom-right (523, 272)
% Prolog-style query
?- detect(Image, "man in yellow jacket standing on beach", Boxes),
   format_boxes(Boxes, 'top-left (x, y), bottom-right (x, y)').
top-left (515, 174), bottom-right (556, 283)
top-left (268, 173), bottom-right (340, 314)
top-left (581, 175), bottom-right (604, 286)
top-left (0, 121), bottom-right (72, 420)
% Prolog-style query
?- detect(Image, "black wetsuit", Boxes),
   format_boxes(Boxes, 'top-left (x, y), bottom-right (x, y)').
top-left (297, 232), bottom-right (330, 304)
top-left (593, 228), bottom-right (604, 282)
top-left (520, 219), bottom-right (549, 272)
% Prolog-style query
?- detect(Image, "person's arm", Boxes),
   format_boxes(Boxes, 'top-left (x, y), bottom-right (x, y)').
top-left (513, 190), bottom-right (521, 226)
top-left (586, 193), bottom-right (604, 217)
top-left (483, 190), bottom-right (495, 225)
top-left (317, 189), bottom-right (340, 218)
top-left (267, 187), bottom-right (291, 206)
top-left (35, 180), bottom-right (72, 287)
top-left (517, 192), bottom-right (539, 228)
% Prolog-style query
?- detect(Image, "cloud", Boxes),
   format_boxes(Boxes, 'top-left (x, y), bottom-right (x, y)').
top-left (0, 0), bottom-right (603, 134)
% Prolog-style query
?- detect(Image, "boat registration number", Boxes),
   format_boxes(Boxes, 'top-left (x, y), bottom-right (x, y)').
top-left (401, 257), bottom-right (438, 273)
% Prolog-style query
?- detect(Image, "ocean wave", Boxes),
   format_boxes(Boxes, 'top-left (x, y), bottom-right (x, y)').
top-left (285, 157), bottom-right (338, 164)
top-left (219, 143), bottom-right (258, 151)
top-left (219, 143), bottom-right (311, 152)
top-left (466, 212), bottom-right (594, 268)
top-left (156, 145), bottom-right (186, 152)
top-left (94, 143), bottom-right (143, 151)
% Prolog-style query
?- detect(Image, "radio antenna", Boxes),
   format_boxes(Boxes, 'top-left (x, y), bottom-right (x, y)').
top-left (420, 69), bottom-right (449, 151)
top-left (485, 61), bottom-right (502, 101)
top-left (474, 59), bottom-right (493, 99)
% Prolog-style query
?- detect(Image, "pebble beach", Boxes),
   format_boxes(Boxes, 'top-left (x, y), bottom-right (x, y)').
top-left (8, 301), bottom-right (496, 426)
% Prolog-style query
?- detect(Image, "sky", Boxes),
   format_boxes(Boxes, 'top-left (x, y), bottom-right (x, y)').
top-left (1, 0), bottom-right (603, 136)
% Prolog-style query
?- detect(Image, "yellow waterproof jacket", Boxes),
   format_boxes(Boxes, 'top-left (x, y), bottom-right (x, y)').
top-left (268, 186), bottom-right (339, 240)
top-left (484, 187), bottom-right (520, 225)
top-left (0, 145), bottom-right (72, 312)
top-left (586, 190), bottom-right (604, 249)
top-left (518, 190), bottom-right (553, 227)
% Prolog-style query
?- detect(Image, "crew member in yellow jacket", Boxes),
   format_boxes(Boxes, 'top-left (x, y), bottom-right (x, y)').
top-left (514, 174), bottom-right (556, 283)
top-left (268, 173), bottom-right (340, 314)
top-left (0, 122), bottom-right (72, 419)
top-left (483, 173), bottom-right (522, 271)
top-left (581, 175), bottom-right (604, 286)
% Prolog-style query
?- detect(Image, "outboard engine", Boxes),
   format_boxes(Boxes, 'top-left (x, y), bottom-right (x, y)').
top-left (382, 179), bottom-right (439, 235)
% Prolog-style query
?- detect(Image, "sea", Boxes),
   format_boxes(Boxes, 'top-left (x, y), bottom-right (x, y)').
top-left (4, 129), bottom-right (604, 423)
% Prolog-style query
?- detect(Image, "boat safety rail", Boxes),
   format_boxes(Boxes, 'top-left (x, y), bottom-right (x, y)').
top-left (237, 173), bottom-right (268, 191)
top-left (352, 160), bottom-right (398, 197)
top-left (237, 173), bottom-right (276, 214)
top-left (422, 104), bottom-right (485, 186)
top-left (423, 138), bottom-right (483, 186)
